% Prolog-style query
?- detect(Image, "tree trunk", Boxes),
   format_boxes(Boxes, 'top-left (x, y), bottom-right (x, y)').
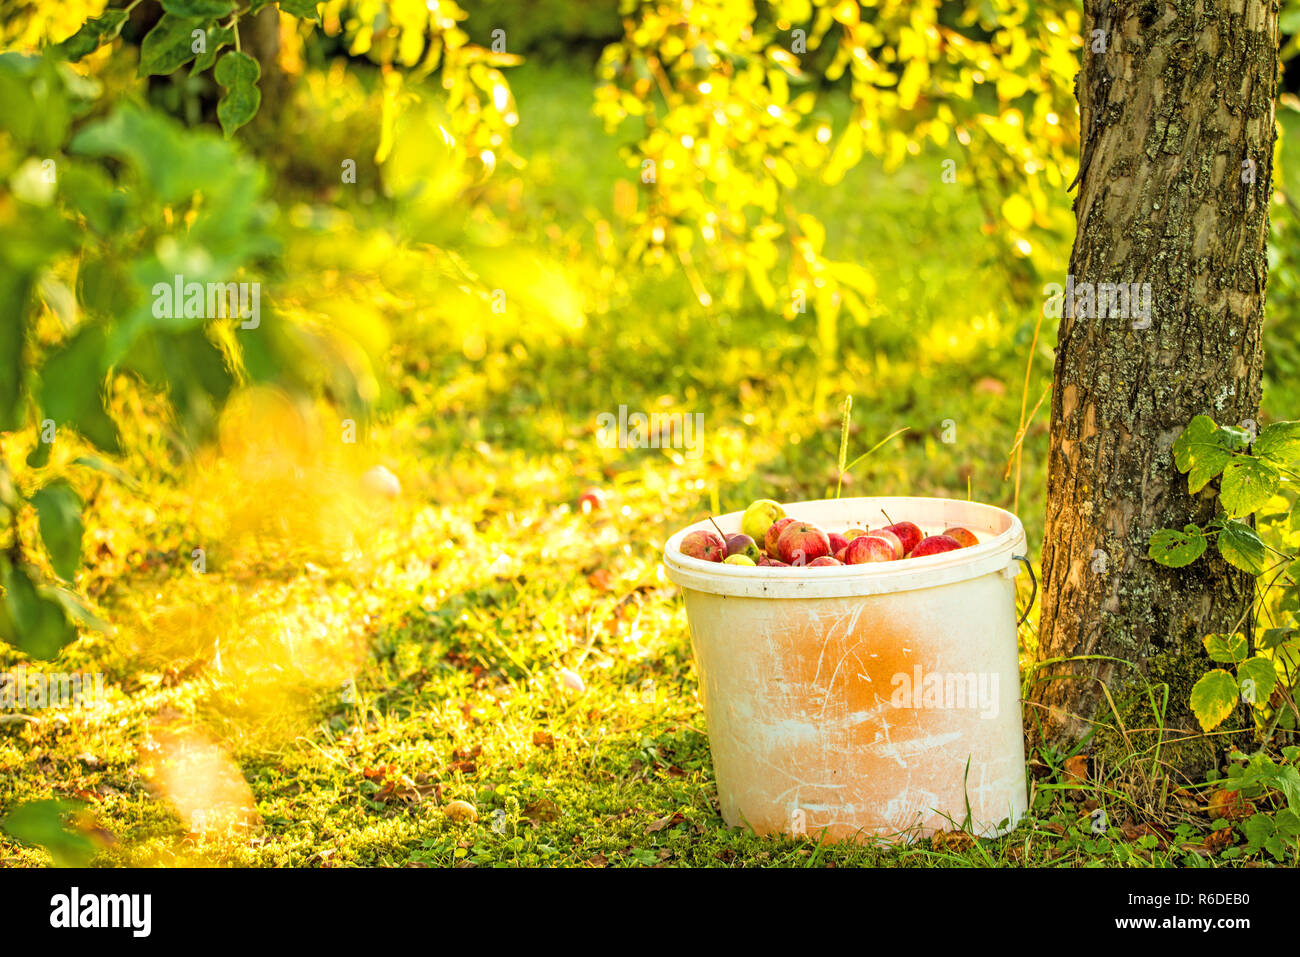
top-left (1032, 0), bottom-right (1277, 775)
top-left (245, 6), bottom-right (288, 124)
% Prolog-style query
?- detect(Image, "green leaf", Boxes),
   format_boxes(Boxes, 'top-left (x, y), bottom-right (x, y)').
top-left (59, 165), bottom-right (130, 237)
top-left (1217, 519), bottom-right (1267, 575)
top-left (1259, 627), bottom-right (1298, 651)
top-left (71, 104), bottom-right (227, 207)
top-left (44, 585), bottom-right (110, 633)
top-left (0, 268), bottom-right (33, 432)
top-left (1173, 415), bottom-right (1233, 493)
top-left (72, 454), bottom-right (139, 491)
top-left (191, 24), bottom-right (235, 74)
top-left (57, 10), bottom-right (129, 62)
top-left (1275, 766), bottom-right (1300, 815)
top-left (1190, 669), bottom-right (1239, 731)
top-left (215, 51), bottom-right (261, 137)
top-left (161, 0), bottom-right (235, 15)
top-left (31, 480), bottom-right (83, 581)
top-left (26, 438), bottom-right (51, 468)
top-left (0, 53), bottom-right (92, 155)
top-left (37, 325), bottom-right (119, 453)
top-left (1237, 656), bottom-right (1277, 706)
top-left (1148, 525), bottom-right (1207, 567)
top-left (1218, 425), bottom-right (1253, 449)
top-left (0, 800), bottom-right (95, 867)
top-left (0, 462), bottom-right (16, 511)
top-left (0, 561), bottom-right (77, 660)
top-left (279, 0), bottom-right (322, 20)
top-left (138, 13), bottom-right (205, 77)
top-left (1203, 632), bottom-right (1248, 665)
top-left (1255, 421), bottom-right (1300, 468)
top-left (1219, 457), bottom-right (1280, 517)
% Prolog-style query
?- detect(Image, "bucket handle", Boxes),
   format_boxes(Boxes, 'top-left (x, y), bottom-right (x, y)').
top-left (1012, 554), bottom-right (1036, 627)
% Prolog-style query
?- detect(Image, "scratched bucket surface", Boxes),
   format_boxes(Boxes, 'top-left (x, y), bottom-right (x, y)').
top-left (663, 496), bottom-right (1029, 843)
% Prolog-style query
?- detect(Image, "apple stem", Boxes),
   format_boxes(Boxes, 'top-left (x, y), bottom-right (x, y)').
top-left (707, 515), bottom-right (727, 541)
top-left (880, 509), bottom-right (895, 526)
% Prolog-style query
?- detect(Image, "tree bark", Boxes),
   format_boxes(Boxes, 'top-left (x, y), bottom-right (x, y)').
top-left (1032, 0), bottom-right (1278, 774)
top-left (245, 6), bottom-right (288, 124)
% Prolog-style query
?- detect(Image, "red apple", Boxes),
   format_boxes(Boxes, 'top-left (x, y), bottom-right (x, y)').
top-left (943, 526), bottom-right (979, 548)
top-left (833, 547), bottom-right (848, 562)
top-left (881, 521), bottom-right (923, 555)
top-left (725, 533), bottom-right (762, 561)
top-left (757, 555), bottom-right (790, 567)
top-left (867, 528), bottom-right (904, 559)
top-left (764, 517), bottom-right (797, 558)
top-left (363, 465), bottom-right (402, 498)
top-left (843, 535), bottom-right (897, 564)
top-left (827, 532), bottom-right (850, 555)
top-left (807, 556), bottom-right (842, 566)
top-left (776, 523), bottom-right (832, 565)
top-left (909, 534), bottom-right (962, 558)
top-left (680, 530), bottom-right (725, 562)
top-left (578, 487), bottom-right (607, 513)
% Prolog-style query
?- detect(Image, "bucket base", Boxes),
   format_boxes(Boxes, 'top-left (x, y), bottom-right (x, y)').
top-left (722, 804), bottom-right (1028, 846)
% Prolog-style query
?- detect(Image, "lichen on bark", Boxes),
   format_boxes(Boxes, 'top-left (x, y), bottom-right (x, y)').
top-left (1031, 0), bottom-right (1277, 775)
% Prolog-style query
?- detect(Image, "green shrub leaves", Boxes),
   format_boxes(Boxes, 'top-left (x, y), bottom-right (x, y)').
top-left (1147, 525), bottom-right (1207, 567)
top-left (31, 481), bottom-right (83, 581)
top-left (137, 13), bottom-right (204, 77)
top-left (56, 10), bottom-right (128, 62)
top-left (215, 51), bottom-right (261, 137)
top-left (1151, 414), bottom-right (1300, 734)
top-left (1190, 669), bottom-right (1239, 732)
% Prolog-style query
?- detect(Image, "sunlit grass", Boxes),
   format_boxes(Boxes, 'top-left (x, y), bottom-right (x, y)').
top-left (3, 64), bottom-right (1283, 869)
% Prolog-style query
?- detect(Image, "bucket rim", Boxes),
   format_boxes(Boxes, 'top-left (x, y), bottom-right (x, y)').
top-left (661, 495), bottom-right (1028, 599)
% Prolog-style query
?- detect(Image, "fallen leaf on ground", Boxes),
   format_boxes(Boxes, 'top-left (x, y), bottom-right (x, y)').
top-left (1207, 789), bottom-right (1254, 821)
top-left (931, 830), bottom-right (974, 852)
top-left (523, 798), bottom-right (561, 823)
top-left (1204, 828), bottom-right (1235, 853)
top-left (1063, 755), bottom-right (1089, 783)
top-left (646, 812), bottom-right (684, 834)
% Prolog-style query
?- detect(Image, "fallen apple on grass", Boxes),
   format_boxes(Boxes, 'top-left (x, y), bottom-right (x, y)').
top-left (577, 486), bottom-right (607, 513)
top-left (363, 465), bottom-right (402, 498)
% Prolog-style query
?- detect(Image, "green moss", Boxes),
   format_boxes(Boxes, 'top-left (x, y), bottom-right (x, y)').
top-left (1094, 641), bottom-right (1220, 781)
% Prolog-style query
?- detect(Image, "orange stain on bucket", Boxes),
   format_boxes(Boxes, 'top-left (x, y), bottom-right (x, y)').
top-left (665, 497), bottom-right (1029, 844)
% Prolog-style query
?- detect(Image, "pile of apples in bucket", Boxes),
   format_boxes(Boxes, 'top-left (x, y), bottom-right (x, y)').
top-left (680, 499), bottom-right (980, 568)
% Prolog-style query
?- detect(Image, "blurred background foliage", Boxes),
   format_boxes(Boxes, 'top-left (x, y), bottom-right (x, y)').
top-left (3, 0), bottom-right (1300, 864)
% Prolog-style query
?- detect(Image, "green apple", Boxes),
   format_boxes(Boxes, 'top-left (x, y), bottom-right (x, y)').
top-left (741, 499), bottom-right (785, 544)
top-left (723, 553), bottom-right (756, 566)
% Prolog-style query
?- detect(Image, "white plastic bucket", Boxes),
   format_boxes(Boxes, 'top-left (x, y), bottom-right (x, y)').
top-left (662, 496), bottom-right (1030, 843)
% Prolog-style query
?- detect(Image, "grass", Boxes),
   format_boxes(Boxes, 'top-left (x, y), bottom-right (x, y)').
top-left (0, 63), bottom-right (1293, 868)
